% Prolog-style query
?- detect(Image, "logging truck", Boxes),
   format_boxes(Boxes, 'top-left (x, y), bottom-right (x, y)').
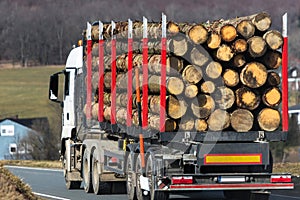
top-left (49, 12), bottom-right (293, 200)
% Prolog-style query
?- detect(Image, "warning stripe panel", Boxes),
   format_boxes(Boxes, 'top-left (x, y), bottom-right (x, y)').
top-left (204, 153), bottom-right (262, 165)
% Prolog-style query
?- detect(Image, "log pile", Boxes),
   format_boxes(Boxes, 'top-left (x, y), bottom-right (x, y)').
top-left (85, 12), bottom-right (283, 132)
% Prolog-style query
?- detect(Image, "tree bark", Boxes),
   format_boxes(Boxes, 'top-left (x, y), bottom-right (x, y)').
top-left (240, 62), bottom-right (267, 88)
top-left (262, 87), bottom-right (281, 107)
top-left (223, 69), bottom-right (239, 87)
top-left (230, 109), bottom-right (254, 132)
top-left (258, 108), bottom-right (280, 131)
top-left (207, 109), bottom-right (230, 131)
top-left (235, 87), bottom-right (260, 110)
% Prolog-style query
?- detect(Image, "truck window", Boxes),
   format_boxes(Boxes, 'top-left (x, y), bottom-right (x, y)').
top-left (64, 71), bottom-right (70, 96)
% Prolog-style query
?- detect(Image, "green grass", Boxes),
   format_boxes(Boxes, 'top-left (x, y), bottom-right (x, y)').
top-left (0, 66), bottom-right (64, 122)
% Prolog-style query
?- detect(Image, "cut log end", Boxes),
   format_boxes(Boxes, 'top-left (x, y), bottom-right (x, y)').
top-left (188, 24), bottom-right (208, 44)
top-left (248, 36), bottom-right (267, 58)
top-left (214, 86), bottom-right (235, 110)
top-left (230, 109), bottom-right (254, 132)
top-left (236, 87), bottom-right (260, 110)
top-left (223, 69), bottom-right (240, 87)
top-left (167, 77), bottom-right (185, 95)
top-left (258, 108), bottom-right (280, 131)
top-left (207, 32), bottom-right (221, 49)
top-left (191, 94), bottom-right (215, 119)
top-left (182, 65), bottom-right (203, 84)
top-left (220, 24), bottom-right (237, 42)
top-left (233, 54), bottom-right (246, 68)
top-left (236, 20), bottom-right (255, 39)
top-left (262, 87), bottom-right (281, 107)
top-left (206, 61), bottom-right (222, 79)
top-left (267, 71), bottom-right (281, 86)
top-left (216, 44), bottom-right (234, 62)
top-left (195, 119), bottom-right (208, 132)
top-left (262, 51), bottom-right (282, 69)
top-left (208, 109), bottom-right (230, 131)
top-left (240, 62), bottom-right (267, 88)
top-left (185, 84), bottom-right (198, 98)
top-left (252, 12), bottom-right (272, 32)
top-left (201, 81), bottom-right (216, 94)
top-left (233, 39), bottom-right (248, 53)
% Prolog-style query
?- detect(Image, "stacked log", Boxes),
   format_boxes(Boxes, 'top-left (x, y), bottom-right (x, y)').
top-left (85, 12), bottom-right (283, 133)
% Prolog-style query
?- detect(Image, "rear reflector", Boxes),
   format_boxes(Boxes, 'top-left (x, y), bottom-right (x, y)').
top-left (172, 176), bottom-right (193, 184)
top-left (204, 154), bottom-right (262, 165)
top-left (271, 175), bottom-right (292, 183)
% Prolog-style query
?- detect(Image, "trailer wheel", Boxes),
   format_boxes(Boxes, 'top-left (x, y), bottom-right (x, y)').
top-left (135, 154), bottom-right (144, 200)
top-left (92, 152), bottom-right (111, 195)
top-left (146, 154), bottom-right (169, 200)
top-left (83, 149), bottom-right (93, 193)
top-left (126, 152), bottom-right (137, 200)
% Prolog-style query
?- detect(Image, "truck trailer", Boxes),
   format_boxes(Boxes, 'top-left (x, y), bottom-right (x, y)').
top-left (49, 12), bottom-right (293, 200)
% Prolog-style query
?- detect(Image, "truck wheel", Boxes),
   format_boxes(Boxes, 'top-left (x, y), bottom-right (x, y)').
top-left (135, 154), bottom-right (143, 200)
top-left (83, 149), bottom-right (93, 193)
top-left (126, 153), bottom-right (137, 200)
top-left (146, 154), bottom-right (169, 200)
top-left (92, 152), bottom-right (111, 195)
top-left (224, 190), bottom-right (251, 200)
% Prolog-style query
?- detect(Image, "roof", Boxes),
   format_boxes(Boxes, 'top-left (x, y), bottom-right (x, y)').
top-left (0, 117), bottom-right (49, 131)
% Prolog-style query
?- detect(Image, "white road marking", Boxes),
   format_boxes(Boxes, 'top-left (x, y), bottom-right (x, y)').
top-left (33, 192), bottom-right (70, 200)
top-left (272, 193), bottom-right (300, 199)
top-left (4, 165), bottom-right (63, 172)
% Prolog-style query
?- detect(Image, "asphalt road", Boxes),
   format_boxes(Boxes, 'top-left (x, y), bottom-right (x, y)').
top-left (6, 166), bottom-right (300, 200)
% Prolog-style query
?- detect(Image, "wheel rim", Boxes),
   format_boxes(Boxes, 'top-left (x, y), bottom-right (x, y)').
top-left (136, 155), bottom-right (143, 200)
top-left (92, 159), bottom-right (100, 194)
top-left (146, 155), bottom-right (154, 198)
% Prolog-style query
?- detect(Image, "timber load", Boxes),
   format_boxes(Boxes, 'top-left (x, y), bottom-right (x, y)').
top-left (84, 12), bottom-right (284, 133)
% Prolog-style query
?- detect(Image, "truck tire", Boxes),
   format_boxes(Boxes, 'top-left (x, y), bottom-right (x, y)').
top-left (146, 154), bottom-right (169, 200)
top-left (135, 154), bottom-right (144, 200)
top-left (126, 152), bottom-right (137, 200)
top-left (83, 149), bottom-right (93, 193)
top-left (92, 152), bottom-right (111, 195)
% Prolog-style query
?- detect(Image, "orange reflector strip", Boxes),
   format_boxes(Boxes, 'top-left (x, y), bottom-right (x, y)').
top-left (204, 154), bottom-right (262, 165)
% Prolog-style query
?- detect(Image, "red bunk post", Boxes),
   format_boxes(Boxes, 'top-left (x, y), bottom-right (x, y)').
top-left (111, 21), bottom-right (117, 132)
top-left (142, 16), bottom-right (149, 130)
top-left (160, 13), bottom-right (167, 133)
top-left (282, 13), bottom-right (289, 132)
top-left (127, 19), bottom-right (133, 128)
top-left (86, 22), bottom-right (92, 120)
top-left (98, 21), bottom-right (105, 123)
